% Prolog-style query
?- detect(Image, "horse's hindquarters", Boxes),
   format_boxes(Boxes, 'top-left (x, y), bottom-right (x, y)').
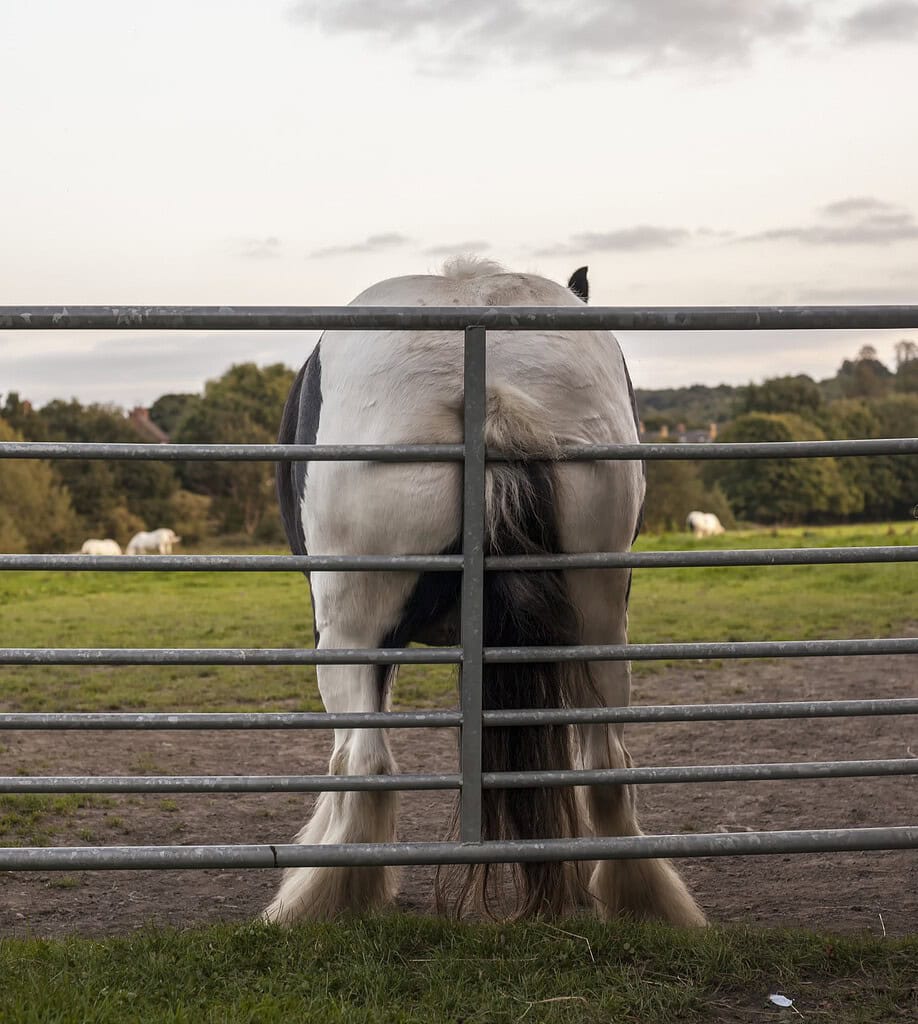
top-left (265, 259), bottom-right (707, 924)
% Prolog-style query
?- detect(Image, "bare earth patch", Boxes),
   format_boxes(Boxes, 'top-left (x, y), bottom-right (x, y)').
top-left (1, 654), bottom-right (915, 938)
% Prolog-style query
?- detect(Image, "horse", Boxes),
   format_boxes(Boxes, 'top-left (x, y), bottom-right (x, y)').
top-left (80, 538), bottom-right (122, 556)
top-left (686, 511), bottom-right (726, 538)
top-left (125, 528), bottom-right (181, 555)
top-left (266, 257), bottom-right (704, 926)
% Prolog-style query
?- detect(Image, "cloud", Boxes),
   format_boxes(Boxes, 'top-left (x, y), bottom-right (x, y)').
top-left (423, 240), bottom-right (491, 256)
top-left (307, 232), bottom-right (412, 258)
top-left (742, 197), bottom-right (918, 246)
top-left (288, 0), bottom-right (815, 71)
top-left (236, 236), bottom-right (283, 260)
top-left (535, 224), bottom-right (703, 256)
top-left (819, 196), bottom-right (893, 218)
top-left (842, 2), bottom-right (918, 44)
top-left (575, 226), bottom-right (692, 251)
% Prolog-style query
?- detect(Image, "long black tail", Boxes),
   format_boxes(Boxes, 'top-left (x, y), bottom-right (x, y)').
top-left (448, 386), bottom-right (594, 918)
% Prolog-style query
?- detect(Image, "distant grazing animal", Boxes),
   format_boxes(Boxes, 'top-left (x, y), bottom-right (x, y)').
top-left (126, 528), bottom-right (181, 555)
top-left (686, 511), bottom-right (726, 538)
top-left (80, 538), bottom-right (122, 556)
top-left (266, 256), bottom-right (704, 929)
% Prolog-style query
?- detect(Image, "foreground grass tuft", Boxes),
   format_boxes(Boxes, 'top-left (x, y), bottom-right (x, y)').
top-left (1, 917), bottom-right (915, 1023)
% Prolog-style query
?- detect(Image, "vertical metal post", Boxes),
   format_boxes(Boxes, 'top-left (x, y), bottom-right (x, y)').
top-left (460, 326), bottom-right (487, 843)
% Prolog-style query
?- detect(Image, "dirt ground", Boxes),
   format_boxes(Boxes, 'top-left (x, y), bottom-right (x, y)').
top-left (1, 654), bottom-right (916, 939)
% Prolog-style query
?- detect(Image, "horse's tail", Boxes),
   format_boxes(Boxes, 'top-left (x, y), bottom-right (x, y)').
top-left (453, 384), bottom-right (593, 918)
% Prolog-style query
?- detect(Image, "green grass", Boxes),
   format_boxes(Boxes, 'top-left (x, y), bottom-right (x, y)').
top-left (0, 523), bottom-right (914, 713)
top-left (633, 522), bottom-right (917, 649)
top-left (1, 918), bottom-right (915, 1023)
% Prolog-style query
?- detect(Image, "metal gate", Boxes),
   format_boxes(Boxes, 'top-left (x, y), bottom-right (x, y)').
top-left (1, 303), bottom-right (917, 873)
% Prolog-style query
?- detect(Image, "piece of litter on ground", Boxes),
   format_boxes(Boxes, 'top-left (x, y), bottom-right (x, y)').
top-left (769, 994), bottom-right (794, 1008)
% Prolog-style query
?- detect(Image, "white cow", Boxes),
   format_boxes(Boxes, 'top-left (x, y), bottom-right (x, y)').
top-left (80, 538), bottom-right (123, 556)
top-left (686, 511), bottom-right (726, 538)
top-left (126, 528), bottom-right (182, 555)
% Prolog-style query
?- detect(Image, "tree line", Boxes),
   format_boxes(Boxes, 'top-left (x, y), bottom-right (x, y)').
top-left (1, 342), bottom-right (916, 551)
top-left (0, 363), bottom-right (295, 553)
top-left (642, 342), bottom-right (918, 530)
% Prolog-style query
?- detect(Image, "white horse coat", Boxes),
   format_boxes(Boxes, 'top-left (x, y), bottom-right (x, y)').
top-left (126, 528), bottom-right (181, 555)
top-left (80, 538), bottom-right (122, 556)
top-left (268, 258), bottom-right (703, 927)
top-left (686, 511), bottom-right (726, 538)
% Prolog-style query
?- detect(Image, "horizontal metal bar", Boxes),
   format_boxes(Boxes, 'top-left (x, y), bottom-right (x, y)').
top-left (484, 637), bottom-right (918, 662)
top-left (0, 711), bottom-right (463, 730)
top-left (0, 699), bottom-right (910, 734)
top-left (2, 637), bottom-right (915, 666)
top-left (0, 773), bottom-right (461, 794)
top-left (0, 554), bottom-right (466, 572)
top-left (3, 699), bottom-right (915, 732)
top-left (489, 545), bottom-right (918, 570)
top-left (567, 438), bottom-right (918, 460)
top-left (2, 827), bottom-right (917, 871)
top-left (0, 647), bottom-right (462, 665)
top-left (2, 545), bottom-right (916, 574)
top-left (2, 304), bottom-right (917, 331)
top-left (483, 698), bottom-right (918, 726)
top-left (0, 442), bottom-right (464, 462)
top-left (1, 437), bottom-right (916, 462)
top-left (5, 758), bottom-right (913, 795)
top-left (483, 758), bottom-right (918, 788)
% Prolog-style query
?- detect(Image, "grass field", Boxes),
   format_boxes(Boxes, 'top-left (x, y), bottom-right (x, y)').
top-left (1, 523), bottom-right (915, 1022)
top-left (0, 522), bottom-right (914, 713)
top-left (1, 917), bottom-right (915, 1023)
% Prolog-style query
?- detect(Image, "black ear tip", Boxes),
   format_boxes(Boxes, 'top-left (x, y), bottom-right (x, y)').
top-left (567, 266), bottom-right (589, 302)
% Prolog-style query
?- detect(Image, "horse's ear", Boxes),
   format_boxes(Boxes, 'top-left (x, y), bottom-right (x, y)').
top-left (567, 266), bottom-right (589, 303)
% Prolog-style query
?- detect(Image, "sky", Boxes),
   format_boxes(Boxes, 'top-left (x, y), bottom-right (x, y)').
top-left (1, 0), bottom-right (917, 408)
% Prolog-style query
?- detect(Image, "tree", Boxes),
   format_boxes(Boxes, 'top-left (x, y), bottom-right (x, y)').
top-left (862, 394), bottom-right (918, 519)
top-left (634, 383), bottom-right (735, 430)
top-left (705, 413), bottom-right (862, 524)
top-left (1, 392), bottom-right (48, 439)
top-left (737, 375), bottom-right (822, 417)
top-left (643, 458), bottom-right (734, 533)
top-left (166, 489), bottom-right (215, 544)
top-left (149, 393), bottom-right (200, 436)
top-left (17, 399), bottom-right (180, 539)
top-left (894, 339), bottom-right (917, 370)
top-left (172, 363), bottom-right (295, 537)
top-left (837, 347), bottom-right (894, 399)
top-left (894, 340), bottom-right (918, 394)
top-left (820, 399), bottom-right (892, 521)
top-left (0, 418), bottom-right (79, 551)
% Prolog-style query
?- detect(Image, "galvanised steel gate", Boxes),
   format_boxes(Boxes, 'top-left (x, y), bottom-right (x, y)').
top-left (1, 303), bottom-right (917, 874)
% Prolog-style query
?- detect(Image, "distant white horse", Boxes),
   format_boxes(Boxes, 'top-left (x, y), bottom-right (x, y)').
top-left (267, 257), bottom-right (704, 927)
top-left (126, 528), bottom-right (181, 555)
top-left (80, 538), bottom-right (122, 556)
top-left (686, 511), bottom-right (726, 538)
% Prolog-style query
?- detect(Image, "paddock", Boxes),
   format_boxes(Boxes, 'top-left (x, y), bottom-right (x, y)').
top-left (0, 648), bottom-right (915, 937)
top-left (0, 301), bottom-right (916, 938)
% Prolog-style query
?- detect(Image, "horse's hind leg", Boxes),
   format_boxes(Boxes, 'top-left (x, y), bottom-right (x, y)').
top-left (263, 573), bottom-right (407, 924)
top-left (568, 569), bottom-right (706, 927)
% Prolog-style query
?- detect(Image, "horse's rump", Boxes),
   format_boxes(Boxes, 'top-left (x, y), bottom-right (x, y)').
top-left (264, 259), bottom-right (708, 926)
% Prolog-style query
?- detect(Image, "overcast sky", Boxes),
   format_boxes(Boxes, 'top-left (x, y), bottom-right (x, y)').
top-left (1, 0), bottom-right (916, 407)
